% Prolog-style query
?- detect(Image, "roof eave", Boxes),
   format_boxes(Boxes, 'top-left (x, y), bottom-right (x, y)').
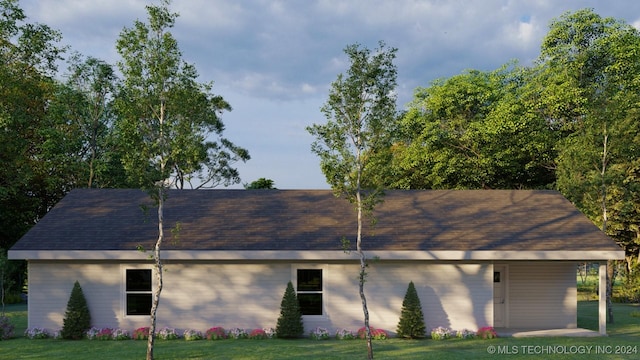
top-left (9, 249), bottom-right (625, 261)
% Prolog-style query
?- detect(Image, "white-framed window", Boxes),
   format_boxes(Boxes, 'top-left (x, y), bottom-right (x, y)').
top-left (292, 265), bottom-right (326, 316)
top-left (125, 268), bottom-right (152, 316)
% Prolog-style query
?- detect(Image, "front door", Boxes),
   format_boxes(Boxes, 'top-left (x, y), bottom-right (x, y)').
top-left (493, 265), bottom-right (506, 327)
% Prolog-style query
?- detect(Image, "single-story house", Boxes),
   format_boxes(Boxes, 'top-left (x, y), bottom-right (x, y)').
top-left (9, 189), bottom-right (624, 336)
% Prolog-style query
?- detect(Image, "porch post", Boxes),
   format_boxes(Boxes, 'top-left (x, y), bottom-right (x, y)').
top-left (598, 262), bottom-right (607, 335)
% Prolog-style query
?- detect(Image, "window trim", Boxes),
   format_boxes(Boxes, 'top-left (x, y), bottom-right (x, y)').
top-left (122, 266), bottom-right (154, 317)
top-left (291, 264), bottom-right (327, 317)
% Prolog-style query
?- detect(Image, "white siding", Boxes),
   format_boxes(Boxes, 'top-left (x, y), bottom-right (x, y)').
top-left (28, 262), bottom-right (122, 331)
top-left (308, 262), bottom-right (492, 334)
top-left (506, 262), bottom-right (577, 329)
top-left (27, 260), bottom-right (494, 335)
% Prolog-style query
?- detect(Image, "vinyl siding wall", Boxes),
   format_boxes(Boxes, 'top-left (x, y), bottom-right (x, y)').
top-left (27, 261), bottom-right (493, 334)
top-left (505, 262), bottom-right (577, 329)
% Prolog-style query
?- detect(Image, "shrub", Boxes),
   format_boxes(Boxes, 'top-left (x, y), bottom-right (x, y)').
top-left (456, 328), bottom-right (477, 339)
top-left (205, 327), bottom-right (227, 340)
top-left (309, 327), bottom-right (330, 340)
top-left (0, 316), bottom-right (15, 340)
top-left (263, 327), bottom-right (276, 339)
top-left (183, 329), bottom-right (203, 341)
top-left (335, 328), bottom-right (356, 340)
top-left (477, 326), bottom-right (498, 339)
top-left (2, 292), bottom-right (23, 304)
top-left (24, 327), bottom-right (50, 339)
top-left (158, 327), bottom-right (179, 340)
top-left (357, 326), bottom-right (388, 340)
top-left (227, 327), bottom-right (248, 339)
top-left (61, 281), bottom-right (91, 340)
top-left (112, 328), bottom-right (131, 340)
top-left (248, 328), bottom-right (267, 339)
top-left (275, 281), bottom-right (304, 338)
top-left (133, 327), bottom-right (150, 340)
top-left (87, 327), bottom-right (113, 340)
top-left (430, 326), bottom-right (452, 340)
top-left (396, 281), bottom-right (426, 339)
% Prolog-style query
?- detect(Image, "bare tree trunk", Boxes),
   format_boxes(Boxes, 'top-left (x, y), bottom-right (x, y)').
top-left (600, 125), bottom-right (613, 324)
top-left (356, 190), bottom-right (373, 360)
top-left (147, 99), bottom-right (167, 360)
top-left (147, 187), bottom-right (164, 360)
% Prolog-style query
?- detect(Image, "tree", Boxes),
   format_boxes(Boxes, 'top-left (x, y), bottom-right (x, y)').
top-left (396, 281), bottom-right (425, 339)
top-left (307, 41), bottom-right (397, 359)
top-left (0, 0), bottom-right (66, 250)
top-left (245, 178), bottom-right (276, 189)
top-left (60, 281), bottom-right (91, 340)
top-left (392, 65), bottom-right (556, 190)
top-left (61, 54), bottom-right (121, 188)
top-left (114, 2), bottom-right (248, 358)
top-left (548, 9), bottom-right (640, 317)
top-left (275, 281), bottom-right (303, 338)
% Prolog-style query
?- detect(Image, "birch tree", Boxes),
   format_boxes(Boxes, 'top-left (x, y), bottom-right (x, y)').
top-left (307, 41), bottom-right (397, 360)
top-left (114, 1), bottom-right (247, 358)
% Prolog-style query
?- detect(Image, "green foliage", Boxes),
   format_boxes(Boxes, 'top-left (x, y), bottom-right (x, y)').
top-left (393, 64), bottom-right (556, 190)
top-left (308, 41), bottom-right (397, 200)
top-left (245, 178), bottom-right (276, 189)
top-left (0, 0), bottom-right (67, 250)
top-left (275, 282), bottom-right (303, 339)
top-left (61, 281), bottom-right (91, 340)
top-left (113, 0), bottom-right (249, 190)
top-left (396, 281), bottom-right (426, 339)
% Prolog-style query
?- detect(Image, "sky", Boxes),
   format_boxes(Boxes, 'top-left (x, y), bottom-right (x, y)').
top-left (18, 0), bottom-right (640, 189)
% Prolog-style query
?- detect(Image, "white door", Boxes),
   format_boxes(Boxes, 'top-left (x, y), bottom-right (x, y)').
top-left (493, 265), bottom-right (506, 327)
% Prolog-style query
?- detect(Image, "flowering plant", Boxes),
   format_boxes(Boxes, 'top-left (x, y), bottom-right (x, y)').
top-left (477, 326), bottom-right (498, 339)
top-left (24, 327), bottom-right (50, 339)
top-left (335, 328), bottom-right (356, 340)
top-left (95, 328), bottom-right (113, 340)
top-left (158, 327), bottom-right (179, 340)
top-left (263, 327), bottom-right (276, 339)
top-left (357, 327), bottom-right (388, 340)
top-left (86, 327), bottom-right (113, 340)
top-left (430, 326), bottom-right (452, 340)
top-left (249, 328), bottom-right (267, 339)
top-left (205, 327), bottom-right (227, 340)
top-left (227, 328), bottom-right (248, 339)
top-left (133, 327), bottom-right (150, 340)
top-left (309, 327), bottom-right (330, 340)
top-left (112, 328), bottom-right (131, 340)
top-left (183, 329), bottom-right (203, 341)
top-left (85, 327), bottom-right (100, 340)
top-left (456, 328), bottom-right (476, 339)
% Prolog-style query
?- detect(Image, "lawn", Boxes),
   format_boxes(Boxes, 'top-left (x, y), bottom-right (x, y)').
top-left (1, 302), bottom-right (639, 360)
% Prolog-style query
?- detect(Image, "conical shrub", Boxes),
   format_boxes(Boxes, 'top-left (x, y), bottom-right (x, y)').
top-left (61, 281), bottom-right (91, 339)
top-left (275, 281), bottom-right (303, 338)
top-left (396, 281), bottom-right (426, 338)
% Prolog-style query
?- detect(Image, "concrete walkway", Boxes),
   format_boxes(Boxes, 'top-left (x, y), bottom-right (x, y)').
top-left (496, 328), bottom-right (602, 338)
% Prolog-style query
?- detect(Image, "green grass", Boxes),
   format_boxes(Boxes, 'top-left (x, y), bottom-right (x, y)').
top-left (1, 303), bottom-right (639, 360)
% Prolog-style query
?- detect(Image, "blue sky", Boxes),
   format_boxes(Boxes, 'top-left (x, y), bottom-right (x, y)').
top-left (20, 0), bottom-right (640, 189)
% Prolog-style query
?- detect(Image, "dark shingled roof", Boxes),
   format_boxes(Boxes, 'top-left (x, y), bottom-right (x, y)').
top-left (10, 188), bottom-right (620, 252)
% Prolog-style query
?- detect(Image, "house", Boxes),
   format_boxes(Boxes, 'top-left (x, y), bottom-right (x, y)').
top-left (9, 189), bottom-right (624, 336)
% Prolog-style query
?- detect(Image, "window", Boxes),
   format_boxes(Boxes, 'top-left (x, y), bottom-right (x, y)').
top-left (126, 269), bottom-right (152, 315)
top-left (297, 269), bottom-right (323, 315)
